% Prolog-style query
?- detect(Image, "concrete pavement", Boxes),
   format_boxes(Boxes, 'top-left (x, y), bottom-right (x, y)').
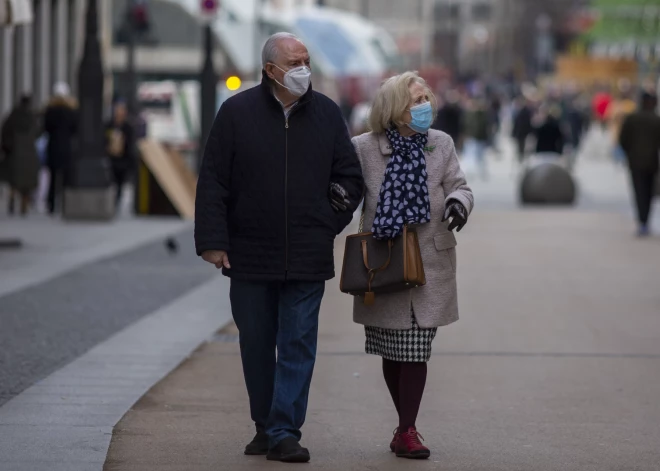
top-left (2, 131), bottom-right (659, 470)
top-left (0, 212), bottom-right (227, 470)
top-left (102, 206), bottom-right (660, 470)
top-left (0, 276), bottom-right (232, 471)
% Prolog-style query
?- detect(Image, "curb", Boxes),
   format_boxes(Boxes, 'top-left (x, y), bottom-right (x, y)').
top-left (0, 275), bottom-right (232, 471)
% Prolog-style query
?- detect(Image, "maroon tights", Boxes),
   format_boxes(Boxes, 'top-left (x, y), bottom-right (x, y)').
top-left (382, 358), bottom-right (428, 431)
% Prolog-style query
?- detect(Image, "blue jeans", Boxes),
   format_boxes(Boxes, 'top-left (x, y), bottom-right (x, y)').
top-left (229, 279), bottom-right (325, 448)
top-left (464, 138), bottom-right (488, 179)
top-left (613, 145), bottom-right (627, 165)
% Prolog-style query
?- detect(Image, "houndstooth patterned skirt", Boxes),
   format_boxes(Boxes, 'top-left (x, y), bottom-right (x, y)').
top-left (365, 307), bottom-right (438, 362)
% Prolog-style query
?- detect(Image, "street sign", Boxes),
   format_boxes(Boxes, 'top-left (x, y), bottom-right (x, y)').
top-left (1, 0), bottom-right (34, 26)
top-left (200, 0), bottom-right (219, 18)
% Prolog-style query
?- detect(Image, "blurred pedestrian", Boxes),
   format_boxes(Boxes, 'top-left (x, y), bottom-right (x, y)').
top-left (349, 100), bottom-right (371, 137)
top-left (511, 96), bottom-right (533, 163)
top-left (0, 95), bottom-right (40, 216)
top-left (463, 97), bottom-right (491, 180)
top-left (432, 89), bottom-right (464, 151)
top-left (564, 94), bottom-right (587, 153)
top-left (44, 82), bottom-right (78, 215)
top-left (488, 93), bottom-right (502, 151)
top-left (606, 81), bottom-right (637, 166)
top-left (105, 101), bottom-right (135, 212)
top-left (194, 32), bottom-right (363, 463)
top-left (592, 88), bottom-right (612, 131)
top-left (534, 105), bottom-right (565, 156)
top-left (619, 93), bottom-right (660, 237)
top-left (352, 71), bottom-right (473, 459)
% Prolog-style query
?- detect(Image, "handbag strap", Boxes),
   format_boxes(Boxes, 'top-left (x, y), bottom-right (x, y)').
top-left (358, 203), bottom-right (365, 233)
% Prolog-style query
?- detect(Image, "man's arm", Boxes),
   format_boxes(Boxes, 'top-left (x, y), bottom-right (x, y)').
top-left (194, 101), bottom-right (234, 256)
top-left (0, 116), bottom-right (12, 155)
top-left (619, 115), bottom-right (632, 154)
top-left (330, 109), bottom-right (364, 233)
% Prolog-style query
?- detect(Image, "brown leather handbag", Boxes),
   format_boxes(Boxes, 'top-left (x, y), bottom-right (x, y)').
top-left (340, 225), bottom-right (426, 305)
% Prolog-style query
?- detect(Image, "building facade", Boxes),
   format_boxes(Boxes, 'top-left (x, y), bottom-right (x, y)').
top-left (321, 0), bottom-right (508, 73)
top-left (1, 0), bottom-right (230, 119)
top-left (321, 0), bottom-right (583, 79)
top-left (0, 0), bottom-right (110, 117)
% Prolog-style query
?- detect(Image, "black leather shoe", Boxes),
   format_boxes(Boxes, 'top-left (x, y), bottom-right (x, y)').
top-left (244, 431), bottom-right (269, 455)
top-left (266, 437), bottom-right (310, 463)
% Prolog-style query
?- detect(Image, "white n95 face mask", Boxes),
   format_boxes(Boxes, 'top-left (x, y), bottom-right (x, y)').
top-left (273, 65), bottom-right (312, 97)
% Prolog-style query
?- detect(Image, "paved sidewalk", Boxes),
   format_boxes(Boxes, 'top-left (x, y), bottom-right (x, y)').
top-left (103, 210), bottom-right (660, 471)
top-left (0, 276), bottom-right (232, 471)
top-left (464, 129), bottom-right (638, 214)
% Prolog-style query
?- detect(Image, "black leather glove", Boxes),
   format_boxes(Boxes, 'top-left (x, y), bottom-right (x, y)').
top-left (442, 200), bottom-right (468, 232)
top-left (329, 182), bottom-right (352, 212)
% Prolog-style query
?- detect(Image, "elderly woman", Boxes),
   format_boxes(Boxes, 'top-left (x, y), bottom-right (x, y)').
top-left (351, 72), bottom-right (473, 459)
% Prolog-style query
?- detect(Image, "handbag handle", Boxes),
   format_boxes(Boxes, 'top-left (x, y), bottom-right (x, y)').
top-left (361, 238), bottom-right (393, 273)
top-left (361, 238), bottom-right (394, 304)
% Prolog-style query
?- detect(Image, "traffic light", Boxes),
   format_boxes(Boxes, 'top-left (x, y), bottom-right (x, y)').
top-left (131, 0), bottom-right (150, 33)
top-left (226, 76), bottom-right (241, 91)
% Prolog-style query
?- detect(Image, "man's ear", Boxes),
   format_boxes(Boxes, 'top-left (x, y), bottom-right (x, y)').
top-left (264, 64), bottom-right (276, 81)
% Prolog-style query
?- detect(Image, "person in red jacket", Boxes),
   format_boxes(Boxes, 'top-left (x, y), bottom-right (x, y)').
top-left (592, 90), bottom-right (612, 130)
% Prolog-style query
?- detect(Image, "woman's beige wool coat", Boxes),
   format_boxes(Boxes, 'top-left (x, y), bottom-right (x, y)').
top-left (351, 129), bottom-right (474, 330)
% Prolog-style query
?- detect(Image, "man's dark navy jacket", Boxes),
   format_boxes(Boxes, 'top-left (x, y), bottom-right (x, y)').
top-left (194, 75), bottom-right (364, 281)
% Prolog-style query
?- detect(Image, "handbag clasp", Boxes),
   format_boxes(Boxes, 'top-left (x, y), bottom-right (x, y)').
top-left (361, 238), bottom-right (394, 305)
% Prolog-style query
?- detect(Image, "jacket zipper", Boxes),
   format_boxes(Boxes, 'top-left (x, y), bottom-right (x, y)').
top-left (284, 116), bottom-right (289, 277)
top-left (280, 100), bottom-right (307, 279)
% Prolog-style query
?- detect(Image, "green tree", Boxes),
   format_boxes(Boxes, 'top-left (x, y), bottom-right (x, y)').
top-left (586, 0), bottom-right (660, 41)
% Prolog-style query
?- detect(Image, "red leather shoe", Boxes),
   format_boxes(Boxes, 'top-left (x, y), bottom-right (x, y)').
top-left (395, 427), bottom-right (430, 459)
top-left (390, 428), bottom-right (399, 452)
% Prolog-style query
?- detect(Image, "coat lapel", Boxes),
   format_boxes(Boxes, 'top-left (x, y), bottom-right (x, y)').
top-left (378, 133), bottom-right (392, 156)
top-left (425, 132), bottom-right (441, 154)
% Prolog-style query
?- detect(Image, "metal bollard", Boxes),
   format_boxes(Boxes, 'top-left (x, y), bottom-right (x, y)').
top-left (520, 153), bottom-right (577, 205)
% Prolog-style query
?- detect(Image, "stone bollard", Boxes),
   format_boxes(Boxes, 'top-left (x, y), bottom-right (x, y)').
top-left (520, 153), bottom-right (577, 205)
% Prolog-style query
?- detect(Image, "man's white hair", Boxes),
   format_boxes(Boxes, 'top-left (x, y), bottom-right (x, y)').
top-left (261, 32), bottom-right (303, 68)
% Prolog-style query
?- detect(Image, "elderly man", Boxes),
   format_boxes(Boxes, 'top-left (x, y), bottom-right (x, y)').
top-left (195, 33), bottom-right (363, 463)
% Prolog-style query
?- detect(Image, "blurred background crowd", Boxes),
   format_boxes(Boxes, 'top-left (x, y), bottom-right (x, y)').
top-left (0, 0), bottom-right (659, 219)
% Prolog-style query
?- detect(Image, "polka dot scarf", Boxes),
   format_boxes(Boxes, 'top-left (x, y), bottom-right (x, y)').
top-left (371, 128), bottom-right (430, 240)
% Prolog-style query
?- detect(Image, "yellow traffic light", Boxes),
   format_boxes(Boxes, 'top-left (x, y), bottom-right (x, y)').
top-left (226, 76), bottom-right (242, 91)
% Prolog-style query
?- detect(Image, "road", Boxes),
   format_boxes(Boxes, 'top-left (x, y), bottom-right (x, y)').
top-left (0, 220), bottom-right (213, 406)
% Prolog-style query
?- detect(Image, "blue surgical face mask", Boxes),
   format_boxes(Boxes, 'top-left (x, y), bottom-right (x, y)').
top-left (407, 102), bottom-right (433, 134)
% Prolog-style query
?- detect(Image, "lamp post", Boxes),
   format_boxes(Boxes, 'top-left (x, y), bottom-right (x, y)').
top-left (124, 0), bottom-right (151, 119)
top-left (64, 0), bottom-right (113, 220)
top-left (535, 13), bottom-right (553, 76)
top-left (199, 0), bottom-right (219, 171)
top-left (125, 2), bottom-right (138, 118)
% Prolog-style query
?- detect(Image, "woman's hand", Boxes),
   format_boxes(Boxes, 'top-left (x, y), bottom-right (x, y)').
top-left (442, 200), bottom-right (468, 232)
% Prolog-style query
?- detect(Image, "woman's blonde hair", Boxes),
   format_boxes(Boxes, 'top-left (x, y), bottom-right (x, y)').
top-left (368, 71), bottom-right (438, 134)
